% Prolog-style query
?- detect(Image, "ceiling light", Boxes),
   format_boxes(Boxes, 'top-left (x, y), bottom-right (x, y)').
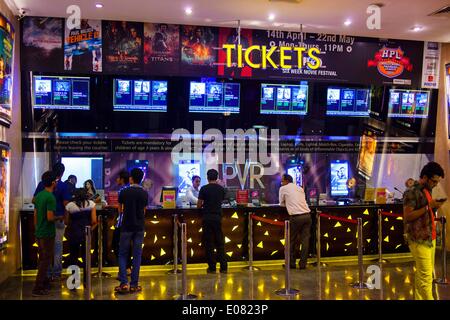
top-left (185, 7), bottom-right (192, 15)
top-left (95, 3), bottom-right (103, 8)
top-left (411, 26), bottom-right (423, 32)
top-left (344, 19), bottom-right (352, 26)
top-left (268, 13), bottom-right (275, 21)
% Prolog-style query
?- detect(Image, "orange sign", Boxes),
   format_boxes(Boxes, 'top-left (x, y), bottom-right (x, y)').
top-left (368, 46), bottom-right (413, 78)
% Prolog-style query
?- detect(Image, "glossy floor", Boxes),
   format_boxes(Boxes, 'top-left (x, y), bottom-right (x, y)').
top-left (1, 255), bottom-right (449, 300)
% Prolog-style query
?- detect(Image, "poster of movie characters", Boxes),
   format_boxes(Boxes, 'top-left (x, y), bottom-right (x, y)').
top-left (0, 14), bottom-right (14, 126)
top-left (103, 21), bottom-right (143, 73)
top-left (0, 144), bottom-right (9, 249)
top-left (181, 25), bottom-right (218, 76)
top-left (22, 17), bottom-right (63, 72)
top-left (64, 19), bottom-right (102, 72)
top-left (144, 23), bottom-right (179, 74)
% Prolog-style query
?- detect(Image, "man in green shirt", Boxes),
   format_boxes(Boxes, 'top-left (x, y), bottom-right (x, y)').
top-left (32, 171), bottom-right (57, 296)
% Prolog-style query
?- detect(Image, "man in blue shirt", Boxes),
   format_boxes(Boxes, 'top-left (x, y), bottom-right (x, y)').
top-left (33, 162), bottom-right (72, 280)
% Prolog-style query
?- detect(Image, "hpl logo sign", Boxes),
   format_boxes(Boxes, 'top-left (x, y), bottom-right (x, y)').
top-left (368, 46), bottom-right (413, 79)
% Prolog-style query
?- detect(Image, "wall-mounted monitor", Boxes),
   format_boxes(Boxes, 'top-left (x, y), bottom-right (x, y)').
top-left (326, 87), bottom-right (371, 117)
top-left (32, 75), bottom-right (90, 110)
top-left (260, 82), bottom-right (308, 115)
top-left (330, 160), bottom-right (349, 197)
top-left (176, 160), bottom-right (200, 196)
top-left (113, 79), bottom-right (168, 112)
top-left (61, 156), bottom-right (104, 189)
top-left (388, 89), bottom-right (430, 119)
top-left (287, 165), bottom-right (303, 187)
top-left (357, 130), bottom-right (377, 179)
top-left (0, 143), bottom-right (10, 250)
top-left (189, 81), bottom-right (240, 114)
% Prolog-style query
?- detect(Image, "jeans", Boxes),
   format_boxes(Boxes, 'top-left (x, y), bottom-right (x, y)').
top-left (118, 231), bottom-right (144, 287)
top-left (48, 220), bottom-right (65, 277)
top-left (409, 239), bottom-right (436, 300)
top-left (202, 219), bottom-right (227, 271)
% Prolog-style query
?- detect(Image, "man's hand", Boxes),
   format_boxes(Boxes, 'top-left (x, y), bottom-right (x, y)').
top-left (430, 200), bottom-right (444, 209)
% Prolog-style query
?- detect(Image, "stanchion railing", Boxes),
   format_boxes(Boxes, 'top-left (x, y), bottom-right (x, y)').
top-left (243, 212), bottom-right (260, 271)
top-left (168, 214), bottom-right (182, 274)
top-left (93, 214), bottom-right (111, 278)
top-left (175, 222), bottom-right (197, 300)
top-left (435, 216), bottom-right (448, 285)
top-left (351, 218), bottom-right (369, 289)
top-left (275, 220), bottom-right (300, 296)
top-left (375, 210), bottom-right (403, 264)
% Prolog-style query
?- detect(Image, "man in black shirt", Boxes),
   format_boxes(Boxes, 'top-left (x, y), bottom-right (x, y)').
top-left (197, 169), bottom-right (227, 273)
top-left (116, 168), bottom-right (148, 294)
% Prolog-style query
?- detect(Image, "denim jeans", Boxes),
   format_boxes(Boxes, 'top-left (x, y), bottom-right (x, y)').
top-left (48, 220), bottom-right (65, 277)
top-left (118, 231), bottom-right (144, 287)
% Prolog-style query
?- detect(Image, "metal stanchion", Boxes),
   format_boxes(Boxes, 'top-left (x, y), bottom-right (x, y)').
top-left (85, 225), bottom-right (92, 300)
top-left (435, 216), bottom-right (448, 285)
top-left (373, 209), bottom-right (388, 264)
top-left (243, 212), bottom-right (260, 271)
top-left (351, 218), bottom-right (369, 289)
top-left (93, 215), bottom-right (111, 278)
top-left (275, 220), bottom-right (300, 296)
top-left (175, 223), bottom-right (197, 300)
top-left (168, 214), bottom-right (181, 274)
top-left (312, 210), bottom-right (326, 267)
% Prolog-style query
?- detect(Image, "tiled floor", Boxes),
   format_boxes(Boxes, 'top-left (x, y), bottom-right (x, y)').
top-left (1, 254), bottom-right (449, 300)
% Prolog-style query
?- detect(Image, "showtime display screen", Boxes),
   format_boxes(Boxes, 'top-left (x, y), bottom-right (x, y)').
top-left (33, 75), bottom-right (90, 110)
top-left (260, 83), bottom-right (308, 115)
top-left (326, 87), bottom-right (371, 117)
top-left (388, 89), bottom-right (430, 119)
top-left (189, 81), bottom-right (240, 114)
top-left (113, 79), bottom-right (168, 112)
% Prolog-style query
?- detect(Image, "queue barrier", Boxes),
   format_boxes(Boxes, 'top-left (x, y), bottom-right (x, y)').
top-left (435, 216), bottom-right (449, 285)
top-left (175, 222), bottom-right (197, 300)
top-left (168, 214), bottom-right (182, 274)
top-left (84, 223), bottom-right (98, 300)
top-left (377, 211), bottom-right (403, 264)
top-left (92, 214), bottom-right (111, 278)
top-left (351, 218), bottom-right (369, 289)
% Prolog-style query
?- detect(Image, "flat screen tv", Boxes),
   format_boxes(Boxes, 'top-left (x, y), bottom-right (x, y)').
top-left (0, 143), bottom-right (9, 249)
top-left (61, 156), bottom-right (104, 189)
top-left (260, 82), bottom-right (308, 115)
top-left (189, 81), bottom-right (240, 114)
top-left (32, 75), bottom-right (90, 110)
top-left (387, 89), bottom-right (430, 119)
top-left (330, 160), bottom-right (349, 197)
top-left (113, 79), bottom-right (168, 112)
top-left (326, 87), bottom-right (371, 117)
top-left (287, 165), bottom-right (303, 187)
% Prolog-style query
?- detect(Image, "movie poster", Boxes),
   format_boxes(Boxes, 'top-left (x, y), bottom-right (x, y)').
top-left (0, 143), bottom-right (9, 249)
top-left (103, 21), bottom-right (143, 73)
top-left (180, 25), bottom-right (218, 76)
top-left (217, 27), bottom-right (253, 79)
top-left (143, 23), bottom-right (179, 74)
top-left (0, 14), bottom-right (14, 127)
top-left (22, 17), bottom-right (63, 72)
top-left (64, 19), bottom-right (102, 73)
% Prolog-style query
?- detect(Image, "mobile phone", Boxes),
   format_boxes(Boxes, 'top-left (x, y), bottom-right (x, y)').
top-left (436, 198), bottom-right (447, 202)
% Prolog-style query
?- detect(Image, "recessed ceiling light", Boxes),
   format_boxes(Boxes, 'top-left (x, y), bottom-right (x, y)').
top-left (344, 19), bottom-right (352, 26)
top-left (411, 26), bottom-right (423, 32)
top-left (268, 13), bottom-right (275, 21)
top-left (185, 7), bottom-right (193, 15)
top-left (95, 3), bottom-right (103, 8)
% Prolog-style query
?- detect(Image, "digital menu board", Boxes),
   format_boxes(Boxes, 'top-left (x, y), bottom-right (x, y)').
top-left (189, 81), bottom-right (240, 114)
top-left (33, 76), bottom-right (90, 110)
top-left (260, 83), bottom-right (308, 115)
top-left (326, 87), bottom-right (371, 116)
top-left (113, 79), bottom-right (168, 112)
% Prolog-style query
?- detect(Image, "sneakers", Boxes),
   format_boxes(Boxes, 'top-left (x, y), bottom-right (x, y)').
top-left (32, 289), bottom-right (50, 297)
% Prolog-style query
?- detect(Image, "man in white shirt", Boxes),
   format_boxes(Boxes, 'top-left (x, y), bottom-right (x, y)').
top-left (185, 175), bottom-right (201, 205)
top-left (279, 174), bottom-right (312, 269)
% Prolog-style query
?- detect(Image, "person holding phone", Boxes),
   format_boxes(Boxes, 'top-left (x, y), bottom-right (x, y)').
top-left (403, 161), bottom-right (445, 300)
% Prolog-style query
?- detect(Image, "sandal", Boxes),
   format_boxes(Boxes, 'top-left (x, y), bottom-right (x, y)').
top-left (114, 284), bottom-right (129, 294)
top-left (129, 286), bottom-right (142, 293)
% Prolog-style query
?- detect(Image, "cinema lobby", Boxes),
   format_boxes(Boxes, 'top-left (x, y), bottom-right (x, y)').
top-left (0, 0), bottom-right (450, 307)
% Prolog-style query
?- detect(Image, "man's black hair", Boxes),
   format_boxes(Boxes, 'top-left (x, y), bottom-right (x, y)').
top-left (52, 162), bottom-right (65, 178)
top-left (191, 175), bottom-right (201, 182)
top-left (68, 175), bottom-right (77, 181)
top-left (118, 170), bottom-right (130, 183)
top-left (207, 169), bottom-right (218, 181)
top-left (282, 174), bottom-right (293, 183)
top-left (130, 168), bottom-right (144, 184)
top-left (42, 171), bottom-right (56, 188)
top-left (420, 161), bottom-right (445, 179)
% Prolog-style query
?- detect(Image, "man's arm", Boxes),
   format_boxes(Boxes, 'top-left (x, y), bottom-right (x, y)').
top-left (279, 188), bottom-right (286, 206)
top-left (33, 209), bottom-right (37, 227)
top-left (197, 199), bottom-right (204, 209)
top-left (47, 210), bottom-right (55, 222)
top-left (404, 199), bottom-right (442, 222)
top-left (186, 188), bottom-right (198, 204)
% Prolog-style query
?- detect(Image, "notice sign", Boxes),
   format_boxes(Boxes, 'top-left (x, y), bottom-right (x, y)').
top-left (236, 189), bottom-right (249, 204)
top-left (421, 41), bottom-right (441, 89)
